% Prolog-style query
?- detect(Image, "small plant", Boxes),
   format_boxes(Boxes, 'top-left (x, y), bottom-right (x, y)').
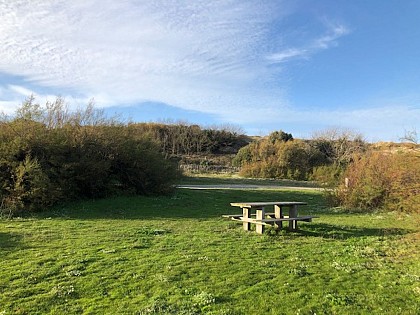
top-left (50, 284), bottom-right (76, 298)
top-left (192, 291), bottom-right (216, 307)
top-left (289, 264), bottom-right (310, 277)
top-left (325, 292), bottom-right (357, 307)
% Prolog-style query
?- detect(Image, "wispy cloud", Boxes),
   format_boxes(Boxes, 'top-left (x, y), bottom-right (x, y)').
top-left (0, 1), bottom-right (284, 111)
top-left (266, 48), bottom-right (309, 63)
top-left (3, 0), bottom-right (386, 138)
top-left (267, 23), bottom-right (349, 63)
top-left (313, 24), bottom-right (349, 49)
top-left (0, 83), bottom-right (90, 115)
top-left (0, 0), bottom-right (332, 116)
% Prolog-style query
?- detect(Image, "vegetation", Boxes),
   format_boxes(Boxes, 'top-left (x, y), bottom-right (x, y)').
top-left (128, 122), bottom-right (250, 156)
top-left (232, 129), bottom-right (420, 214)
top-left (1, 184), bottom-right (419, 314)
top-left (0, 97), bottom-right (180, 216)
top-left (1, 96), bottom-right (418, 219)
top-left (331, 151), bottom-right (420, 213)
top-left (233, 129), bottom-right (366, 182)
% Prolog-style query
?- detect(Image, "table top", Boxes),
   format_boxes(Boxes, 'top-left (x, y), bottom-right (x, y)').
top-left (230, 201), bottom-right (307, 208)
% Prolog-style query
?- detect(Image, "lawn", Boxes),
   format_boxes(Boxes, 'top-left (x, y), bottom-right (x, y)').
top-left (1, 181), bottom-right (419, 314)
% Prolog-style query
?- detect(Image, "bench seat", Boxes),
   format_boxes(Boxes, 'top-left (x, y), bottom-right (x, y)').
top-left (222, 212), bottom-right (276, 219)
top-left (259, 215), bottom-right (317, 223)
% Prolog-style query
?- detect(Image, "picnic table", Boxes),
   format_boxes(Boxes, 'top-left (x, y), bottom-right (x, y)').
top-left (223, 201), bottom-right (317, 234)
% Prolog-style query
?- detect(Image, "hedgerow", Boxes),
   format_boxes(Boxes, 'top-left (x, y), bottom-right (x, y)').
top-left (0, 97), bottom-right (180, 216)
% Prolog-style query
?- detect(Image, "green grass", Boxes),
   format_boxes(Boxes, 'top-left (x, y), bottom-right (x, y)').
top-left (1, 184), bottom-right (419, 314)
top-left (179, 174), bottom-right (320, 188)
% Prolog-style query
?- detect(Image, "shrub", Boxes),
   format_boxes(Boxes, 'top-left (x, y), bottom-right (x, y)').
top-left (238, 139), bottom-right (312, 180)
top-left (333, 151), bottom-right (419, 213)
top-left (0, 155), bottom-right (54, 215)
top-left (310, 164), bottom-right (344, 187)
top-left (268, 130), bottom-right (293, 143)
top-left (233, 128), bottom-right (367, 181)
top-left (0, 97), bottom-right (181, 215)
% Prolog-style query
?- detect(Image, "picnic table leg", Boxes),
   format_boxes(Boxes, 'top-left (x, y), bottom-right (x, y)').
top-left (289, 205), bottom-right (298, 231)
top-left (274, 205), bottom-right (283, 229)
top-left (256, 208), bottom-right (265, 234)
top-left (242, 207), bottom-right (251, 231)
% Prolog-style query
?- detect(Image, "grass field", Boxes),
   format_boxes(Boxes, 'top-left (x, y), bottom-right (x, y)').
top-left (1, 178), bottom-right (419, 314)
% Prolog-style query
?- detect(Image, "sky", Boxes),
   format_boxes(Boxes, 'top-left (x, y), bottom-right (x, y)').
top-left (0, 0), bottom-right (419, 142)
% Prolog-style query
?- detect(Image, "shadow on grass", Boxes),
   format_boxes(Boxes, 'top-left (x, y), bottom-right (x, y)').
top-left (31, 188), bottom-right (329, 220)
top-left (179, 175), bottom-right (320, 188)
top-left (295, 222), bottom-right (412, 239)
top-left (0, 232), bottom-right (23, 250)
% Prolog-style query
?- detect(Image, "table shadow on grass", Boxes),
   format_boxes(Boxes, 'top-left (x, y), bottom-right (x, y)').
top-left (294, 223), bottom-right (412, 239)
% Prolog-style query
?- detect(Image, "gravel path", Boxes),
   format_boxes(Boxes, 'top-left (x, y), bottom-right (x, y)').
top-left (177, 184), bottom-right (322, 191)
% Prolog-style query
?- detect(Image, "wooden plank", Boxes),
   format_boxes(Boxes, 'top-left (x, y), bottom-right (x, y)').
top-left (222, 213), bottom-right (276, 218)
top-left (230, 217), bottom-right (272, 225)
top-left (243, 207), bottom-right (251, 231)
top-left (274, 205), bottom-right (282, 229)
top-left (230, 216), bottom-right (317, 224)
top-left (289, 204), bottom-right (298, 230)
top-left (231, 201), bottom-right (307, 208)
top-left (259, 216), bottom-right (317, 223)
top-left (255, 209), bottom-right (265, 234)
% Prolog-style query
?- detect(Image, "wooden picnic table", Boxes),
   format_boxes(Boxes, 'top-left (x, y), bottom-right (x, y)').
top-left (224, 201), bottom-right (316, 234)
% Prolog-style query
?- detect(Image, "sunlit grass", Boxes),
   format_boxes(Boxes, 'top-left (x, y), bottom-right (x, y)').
top-left (1, 185), bottom-right (419, 314)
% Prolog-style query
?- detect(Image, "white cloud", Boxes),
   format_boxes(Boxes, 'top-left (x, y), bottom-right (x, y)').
top-left (3, 0), bottom-right (381, 138)
top-left (7, 84), bottom-right (34, 97)
top-left (0, 84), bottom-right (92, 115)
top-left (0, 0), bottom-right (288, 114)
top-left (267, 23), bottom-right (349, 63)
top-left (266, 48), bottom-right (308, 63)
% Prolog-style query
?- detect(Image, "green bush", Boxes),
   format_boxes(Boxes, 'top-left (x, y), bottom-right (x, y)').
top-left (310, 164), bottom-right (344, 187)
top-left (0, 97), bottom-right (180, 216)
top-left (0, 155), bottom-right (54, 215)
top-left (238, 139), bottom-right (312, 180)
top-left (233, 129), bottom-right (367, 182)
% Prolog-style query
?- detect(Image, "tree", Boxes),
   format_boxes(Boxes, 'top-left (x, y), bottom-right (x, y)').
top-left (311, 128), bottom-right (366, 166)
top-left (400, 128), bottom-right (418, 144)
top-left (268, 130), bottom-right (293, 144)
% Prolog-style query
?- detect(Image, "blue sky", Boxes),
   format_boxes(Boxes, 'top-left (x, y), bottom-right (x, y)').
top-left (0, 0), bottom-right (419, 141)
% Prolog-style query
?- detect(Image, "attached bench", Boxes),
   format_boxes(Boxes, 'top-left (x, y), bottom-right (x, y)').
top-left (224, 201), bottom-right (318, 234)
top-left (229, 215), bottom-right (317, 231)
top-left (222, 212), bottom-right (276, 219)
